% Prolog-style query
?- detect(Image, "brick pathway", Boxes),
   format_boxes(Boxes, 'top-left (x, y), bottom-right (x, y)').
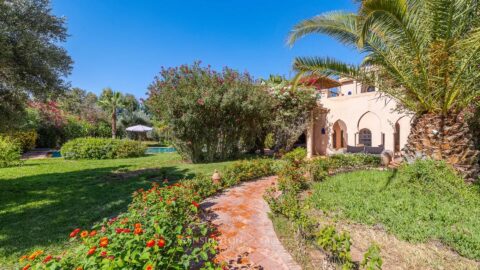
top-left (202, 176), bottom-right (301, 270)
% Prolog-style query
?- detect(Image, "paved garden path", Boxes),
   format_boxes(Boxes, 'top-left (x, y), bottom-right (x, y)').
top-left (202, 176), bottom-right (301, 270)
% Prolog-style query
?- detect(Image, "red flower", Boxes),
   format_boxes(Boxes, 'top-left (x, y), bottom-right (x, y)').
top-left (192, 201), bottom-right (199, 208)
top-left (146, 265), bottom-right (154, 270)
top-left (99, 237), bottom-right (108, 247)
top-left (123, 228), bottom-right (131, 233)
top-left (70, 228), bottom-right (81, 238)
top-left (100, 251), bottom-right (107, 257)
top-left (115, 228), bottom-right (124, 234)
top-left (89, 230), bottom-right (97, 237)
top-left (43, 255), bottom-right (53, 263)
top-left (22, 264), bottom-right (31, 270)
top-left (157, 238), bottom-right (166, 248)
top-left (87, 246), bottom-right (96, 256)
top-left (146, 239), bottom-right (155, 248)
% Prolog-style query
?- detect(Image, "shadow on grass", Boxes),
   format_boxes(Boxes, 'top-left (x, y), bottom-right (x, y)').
top-left (0, 165), bottom-right (192, 262)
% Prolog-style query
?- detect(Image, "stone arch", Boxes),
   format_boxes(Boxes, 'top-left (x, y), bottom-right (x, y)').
top-left (332, 119), bottom-right (348, 149)
top-left (357, 111), bottom-right (383, 146)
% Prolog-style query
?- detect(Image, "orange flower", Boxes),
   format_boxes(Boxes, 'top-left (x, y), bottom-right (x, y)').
top-left (70, 228), bottom-right (81, 238)
top-left (75, 267), bottom-right (83, 270)
top-left (134, 223), bottom-right (142, 228)
top-left (89, 230), bottom-right (97, 237)
top-left (176, 235), bottom-right (183, 239)
top-left (146, 239), bottom-right (155, 248)
top-left (19, 255), bottom-right (27, 262)
top-left (157, 238), bottom-right (165, 248)
top-left (22, 264), bottom-right (31, 270)
top-left (28, 250), bottom-right (43, 260)
top-left (87, 246), bottom-right (96, 256)
top-left (145, 264), bottom-right (154, 270)
top-left (99, 237), bottom-right (109, 247)
top-left (43, 255), bottom-right (53, 263)
top-left (80, 230), bottom-right (89, 238)
top-left (192, 201), bottom-right (199, 208)
top-left (134, 227), bottom-right (143, 235)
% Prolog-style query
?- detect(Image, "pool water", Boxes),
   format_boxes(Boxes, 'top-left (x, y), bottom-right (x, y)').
top-left (145, 147), bottom-right (176, 154)
top-left (50, 147), bottom-right (176, 158)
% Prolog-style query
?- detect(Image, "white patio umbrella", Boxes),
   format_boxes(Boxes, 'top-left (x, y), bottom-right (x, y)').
top-left (126, 125), bottom-right (153, 132)
top-left (125, 125), bottom-right (153, 141)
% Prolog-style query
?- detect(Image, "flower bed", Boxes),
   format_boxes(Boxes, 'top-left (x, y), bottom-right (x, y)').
top-left (22, 158), bottom-right (275, 270)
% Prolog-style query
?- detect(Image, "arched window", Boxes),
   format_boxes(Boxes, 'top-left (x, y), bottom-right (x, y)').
top-left (359, 129), bottom-right (372, 146)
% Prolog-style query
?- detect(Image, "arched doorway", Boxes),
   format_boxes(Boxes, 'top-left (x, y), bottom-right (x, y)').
top-left (332, 120), bottom-right (347, 149)
top-left (358, 128), bottom-right (372, 146)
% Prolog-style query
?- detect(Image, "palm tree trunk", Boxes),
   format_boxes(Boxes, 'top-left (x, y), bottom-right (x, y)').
top-left (112, 108), bottom-right (117, 139)
top-left (403, 111), bottom-right (480, 182)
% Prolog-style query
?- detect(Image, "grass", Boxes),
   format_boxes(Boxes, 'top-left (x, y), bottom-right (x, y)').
top-left (309, 164), bottom-right (480, 261)
top-left (0, 153), bottom-right (233, 267)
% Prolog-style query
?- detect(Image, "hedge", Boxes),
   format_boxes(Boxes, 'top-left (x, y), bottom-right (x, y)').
top-left (0, 136), bottom-right (22, 168)
top-left (60, 138), bottom-right (147, 160)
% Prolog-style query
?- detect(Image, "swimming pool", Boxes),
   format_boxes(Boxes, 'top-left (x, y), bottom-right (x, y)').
top-left (145, 147), bottom-right (176, 154)
top-left (50, 147), bottom-right (176, 158)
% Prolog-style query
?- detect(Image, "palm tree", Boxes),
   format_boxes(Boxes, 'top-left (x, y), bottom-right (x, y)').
top-left (288, 0), bottom-right (480, 179)
top-left (99, 88), bottom-right (124, 139)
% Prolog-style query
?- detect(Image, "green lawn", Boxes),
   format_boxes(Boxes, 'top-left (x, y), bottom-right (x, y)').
top-left (0, 154), bottom-right (233, 266)
top-left (309, 169), bottom-right (480, 260)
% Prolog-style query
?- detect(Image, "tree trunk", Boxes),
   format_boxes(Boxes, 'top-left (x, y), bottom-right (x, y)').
top-left (403, 111), bottom-right (480, 182)
top-left (112, 108), bottom-right (117, 139)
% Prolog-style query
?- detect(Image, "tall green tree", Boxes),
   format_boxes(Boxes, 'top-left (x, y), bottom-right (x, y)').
top-left (288, 0), bottom-right (480, 179)
top-left (99, 88), bottom-right (124, 139)
top-left (0, 0), bottom-right (72, 131)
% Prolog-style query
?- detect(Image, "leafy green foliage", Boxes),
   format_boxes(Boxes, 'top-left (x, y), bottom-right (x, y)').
top-left (316, 226), bottom-right (354, 270)
top-left (0, 0), bottom-right (73, 131)
top-left (307, 154), bottom-right (381, 182)
top-left (0, 136), bottom-right (22, 168)
top-left (361, 244), bottom-right (383, 270)
top-left (2, 130), bottom-right (38, 152)
top-left (98, 89), bottom-right (126, 139)
top-left (146, 62), bottom-right (273, 163)
top-left (61, 138), bottom-right (146, 160)
top-left (309, 160), bottom-right (480, 260)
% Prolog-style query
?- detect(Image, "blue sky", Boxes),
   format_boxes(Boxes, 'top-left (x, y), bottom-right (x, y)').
top-left (52, 0), bottom-right (361, 98)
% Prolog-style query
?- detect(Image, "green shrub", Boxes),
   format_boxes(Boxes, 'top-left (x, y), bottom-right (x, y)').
top-left (0, 136), bottom-right (22, 168)
top-left (282, 147), bottom-right (307, 165)
top-left (264, 133), bottom-right (275, 149)
top-left (222, 158), bottom-right (276, 186)
top-left (361, 244), bottom-right (383, 270)
top-left (316, 226), bottom-right (354, 269)
top-left (61, 138), bottom-right (146, 160)
top-left (306, 154), bottom-right (381, 182)
top-left (146, 62), bottom-right (273, 163)
top-left (3, 130), bottom-right (38, 152)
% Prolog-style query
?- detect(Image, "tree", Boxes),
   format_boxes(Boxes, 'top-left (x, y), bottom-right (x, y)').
top-left (288, 0), bottom-right (480, 179)
top-left (146, 63), bottom-right (272, 163)
top-left (0, 0), bottom-right (73, 130)
top-left (98, 88), bottom-right (124, 139)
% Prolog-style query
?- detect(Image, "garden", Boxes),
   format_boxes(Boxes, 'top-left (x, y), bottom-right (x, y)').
top-left (1, 0), bottom-right (480, 269)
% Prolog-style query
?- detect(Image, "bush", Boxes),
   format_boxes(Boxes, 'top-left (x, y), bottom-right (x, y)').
top-left (0, 136), bottom-right (22, 168)
top-left (61, 138), bottom-right (146, 160)
top-left (222, 158), bottom-right (276, 187)
top-left (146, 62), bottom-right (273, 163)
top-left (2, 130), bottom-right (38, 152)
top-left (361, 244), bottom-right (383, 270)
top-left (316, 226), bottom-right (354, 269)
top-left (307, 154), bottom-right (381, 182)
